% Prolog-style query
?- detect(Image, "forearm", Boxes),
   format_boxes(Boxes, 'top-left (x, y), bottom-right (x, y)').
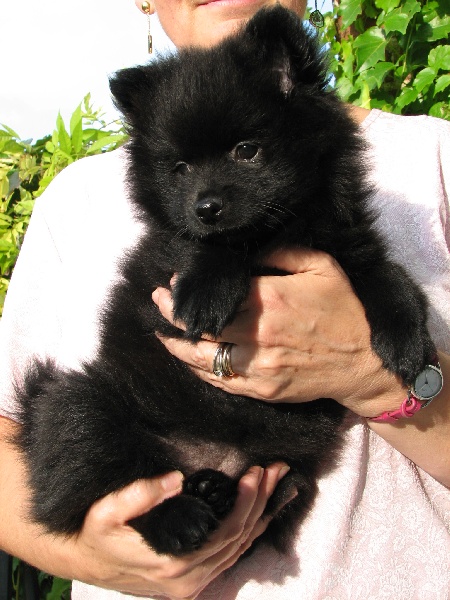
top-left (366, 350), bottom-right (450, 487)
top-left (0, 417), bottom-right (77, 578)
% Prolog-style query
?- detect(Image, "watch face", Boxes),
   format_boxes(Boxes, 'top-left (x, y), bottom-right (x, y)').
top-left (412, 365), bottom-right (443, 401)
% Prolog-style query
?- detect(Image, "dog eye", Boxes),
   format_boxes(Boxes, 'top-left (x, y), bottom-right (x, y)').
top-left (234, 143), bottom-right (260, 162)
top-left (174, 161), bottom-right (191, 175)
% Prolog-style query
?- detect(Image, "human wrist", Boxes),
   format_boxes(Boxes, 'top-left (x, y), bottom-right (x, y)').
top-left (341, 352), bottom-right (446, 422)
top-left (332, 351), bottom-right (408, 418)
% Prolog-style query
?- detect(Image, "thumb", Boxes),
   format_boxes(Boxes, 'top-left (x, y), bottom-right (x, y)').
top-left (93, 471), bottom-right (184, 526)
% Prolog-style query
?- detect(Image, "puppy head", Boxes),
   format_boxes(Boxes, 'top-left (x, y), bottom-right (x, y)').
top-left (110, 6), bottom-right (352, 244)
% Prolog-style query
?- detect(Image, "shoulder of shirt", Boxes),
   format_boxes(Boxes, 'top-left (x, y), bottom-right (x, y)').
top-left (30, 146), bottom-right (143, 258)
top-left (34, 146), bottom-right (130, 219)
top-left (360, 109), bottom-right (450, 167)
top-left (361, 108), bottom-right (450, 138)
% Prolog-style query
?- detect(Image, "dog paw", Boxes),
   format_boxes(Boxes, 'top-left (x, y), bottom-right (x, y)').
top-left (172, 274), bottom-right (248, 340)
top-left (130, 494), bottom-right (219, 556)
top-left (184, 469), bottom-right (238, 518)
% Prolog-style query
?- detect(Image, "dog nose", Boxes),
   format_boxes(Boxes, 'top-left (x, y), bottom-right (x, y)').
top-left (195, 197), bottom-right (223, 224)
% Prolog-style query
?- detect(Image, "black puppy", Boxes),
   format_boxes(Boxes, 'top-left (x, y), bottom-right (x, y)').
top-left (14, 7), bottom-right (434, 558)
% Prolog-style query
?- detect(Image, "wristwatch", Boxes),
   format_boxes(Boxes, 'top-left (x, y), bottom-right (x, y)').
top-left (410, 363), bottom-right (443, 404)
top-left (370, 361), bottom-right (443, 423)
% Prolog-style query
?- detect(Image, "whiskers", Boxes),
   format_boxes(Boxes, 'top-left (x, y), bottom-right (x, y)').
top-left (259, 200), bottom-right (296, 230)
top-left (171, 224), bottom-right (195, 242)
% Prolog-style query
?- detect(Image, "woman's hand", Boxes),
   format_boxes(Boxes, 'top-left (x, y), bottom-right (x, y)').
top-left (68, 464), bottom-right (288, 598)
top-left (0, 417), bottom-right (288, 599)
top-left (153, 248), bottom-right (406, 418)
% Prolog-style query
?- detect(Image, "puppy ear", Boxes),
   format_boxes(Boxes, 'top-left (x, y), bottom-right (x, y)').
top-left (109, 66), bottom-right (155, 122)
top-left (243, 5), bottom-right (329, 94)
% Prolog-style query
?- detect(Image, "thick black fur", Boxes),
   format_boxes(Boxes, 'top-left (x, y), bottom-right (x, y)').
top-left (14, 7), bottom-right (435, 558)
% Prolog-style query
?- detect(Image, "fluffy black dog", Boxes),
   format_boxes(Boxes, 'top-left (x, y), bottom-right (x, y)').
top-left (14, 7), bottom-right (435, 558)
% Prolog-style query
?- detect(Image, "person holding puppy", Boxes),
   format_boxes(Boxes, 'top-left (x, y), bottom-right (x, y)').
top-left (0, 0), bottom-right (449, 599)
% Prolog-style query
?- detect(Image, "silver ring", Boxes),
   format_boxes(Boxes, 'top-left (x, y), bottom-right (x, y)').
top-left (212, 342), bottom-right (235, 377)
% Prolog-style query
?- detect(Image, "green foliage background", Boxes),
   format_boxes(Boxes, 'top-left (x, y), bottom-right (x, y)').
top-left (0, 0), bottom-right (448, 597)
top-left (320, 0), bottom-right (450, 118)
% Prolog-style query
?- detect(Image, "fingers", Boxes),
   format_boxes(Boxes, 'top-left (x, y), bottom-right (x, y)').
top-left (78, 464), bottom-right (288, 599)
top-left (176, 463), bottom-right (290, 598)
top-left (89, 471), bottom-right (184, 529)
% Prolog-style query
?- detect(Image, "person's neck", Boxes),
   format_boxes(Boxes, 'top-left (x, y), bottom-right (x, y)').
top-left (346, 104), bottom-right (371, 125)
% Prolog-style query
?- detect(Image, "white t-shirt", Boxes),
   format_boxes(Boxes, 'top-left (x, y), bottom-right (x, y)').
top-left (1, 110), bottom-right (449, 599)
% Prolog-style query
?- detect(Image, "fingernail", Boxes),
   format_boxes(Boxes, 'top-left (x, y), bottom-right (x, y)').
top-left (161, 470), bottom-right (184, 493)
top-left (152, 289), bottom-right (159, 304)
top-left (247, 466), bottom-right (264, 484)
top-left (277, 465), bottom-right (290, 482)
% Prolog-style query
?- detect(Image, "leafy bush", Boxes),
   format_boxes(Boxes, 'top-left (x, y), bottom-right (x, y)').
top-left (321, 0), bottom-right (450, 118)
top-left (0, 94), bottom-right (127, 315)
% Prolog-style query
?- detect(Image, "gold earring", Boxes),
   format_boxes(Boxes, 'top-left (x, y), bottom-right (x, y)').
top-left (142, 1), bottom-right (153, 54)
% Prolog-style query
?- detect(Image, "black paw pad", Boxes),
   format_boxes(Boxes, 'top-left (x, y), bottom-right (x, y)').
top-left (183, 469), bottom-right (238, 518)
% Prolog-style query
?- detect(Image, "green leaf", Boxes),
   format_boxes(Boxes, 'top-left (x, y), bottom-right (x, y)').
top-left (359, 61), bottom-right (395, 90)
top-left (413, 67), bottom-right (436, 92)
top-left (383, 11), bottom-right (410, 34)
top-left (341, 39), bottom-right (356, 79)
top-left (428, 45), bottom-right (450, 71)
top-left (0, 140), bottom-right (25, 154)
top-left (45, 141), bottom-right (55, 153)
top-left (43, 576), bottom-right (71, 600)
top-left (395, 86), bottom-right (419, 110)
top-left (401, 0), bottom-right (421, 17)
top-left (14, 199), bottom-right (35, 216)
top-left (339, 0), bottom-right (362, 28)
top-left (70, 104), bottom-right (83, 154)
top-left (0, 238), bottom-right (15, 252)
top-left (336, 76), bottom-right (355, 101)
top-left (353, 27), bottom-right (387, 73)
top-left (435, 74), bottom-right (450, 95)
top-left (56, 113), bottom-right (72, 155)
top-left (429, 102), bottom-right (450, 120)
top-left (375, 0), bottom-right (400, 12)
top-left (86, 134), bottom-right (126, 154)
top-left (0, 124), bottom-right (20, 138)
top-left (419, 14), bottom-right (450, 41)
top-left (0, 214), bottom-right (13, 225)
top-left (381, 0), bottom-right (421, 33)
top-left (357, 79), bottom-right (371, 108)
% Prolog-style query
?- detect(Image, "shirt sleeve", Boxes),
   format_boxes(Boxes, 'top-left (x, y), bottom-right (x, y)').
top-left (0, 149), bottom-right (140, 419)
top-left (0, 200), bottom-right (64, 418)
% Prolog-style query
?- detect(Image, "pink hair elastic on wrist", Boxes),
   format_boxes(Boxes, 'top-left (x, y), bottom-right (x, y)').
top-left (369, 394), bottom-right (424, 423)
